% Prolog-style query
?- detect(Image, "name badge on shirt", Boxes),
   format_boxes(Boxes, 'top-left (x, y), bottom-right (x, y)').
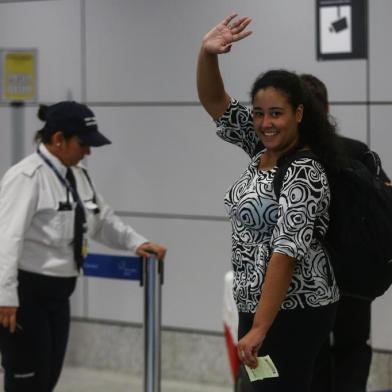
top-left (82, 237), bottom-right (89, 258)
top-left (84, 200), bottom-right (100, 214)
top-left (82, 222), bottom-right (88, 258)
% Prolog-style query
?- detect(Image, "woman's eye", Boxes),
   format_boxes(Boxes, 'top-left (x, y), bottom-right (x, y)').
top-left (253, 111), bottom-right (263, 118)
top-left (271, 111), bottom-right (281, 118)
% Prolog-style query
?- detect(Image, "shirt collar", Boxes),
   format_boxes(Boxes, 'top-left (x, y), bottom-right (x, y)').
top-left (37, 143), bottom-right (68, 177)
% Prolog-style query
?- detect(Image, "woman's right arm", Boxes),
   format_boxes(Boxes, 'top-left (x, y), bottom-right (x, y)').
top-left (0, 171), bottom-right (38, 333)
top-left (196, 14), bottom-right (252, 120)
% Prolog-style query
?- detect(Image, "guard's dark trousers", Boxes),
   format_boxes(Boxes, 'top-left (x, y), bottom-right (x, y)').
top-left (0, 270), bottom-right (76, 392)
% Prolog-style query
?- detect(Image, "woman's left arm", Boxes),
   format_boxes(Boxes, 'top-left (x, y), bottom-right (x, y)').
top-left (87, 190), bottom-right (166, 261)
top-left (237, 252), bottom-right (295, 368)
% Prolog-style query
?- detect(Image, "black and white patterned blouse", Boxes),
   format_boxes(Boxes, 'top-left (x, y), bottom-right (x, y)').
top-left (215, 100), bottom-right (340, 312)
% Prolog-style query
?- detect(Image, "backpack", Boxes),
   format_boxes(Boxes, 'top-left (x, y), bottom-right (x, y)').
top-left (273, 150), bottom-right (392, 301)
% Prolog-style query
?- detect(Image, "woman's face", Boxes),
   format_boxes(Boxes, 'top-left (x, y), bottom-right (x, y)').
top-left (58, 135), bottom-right (91, 167)
top-left (252, 87), bottom-right (303, 155)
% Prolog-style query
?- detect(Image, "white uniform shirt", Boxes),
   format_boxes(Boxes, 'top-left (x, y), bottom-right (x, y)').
top-left (0, 144), bottom-right (147, 307)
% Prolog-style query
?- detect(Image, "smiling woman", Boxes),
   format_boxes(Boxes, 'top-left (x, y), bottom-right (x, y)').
top-left (197, 13), bottom-right (344, 392)
top-left (249, 69), bottom-right (341, 171)
top-left (252, 86), bottom-right (303, 168)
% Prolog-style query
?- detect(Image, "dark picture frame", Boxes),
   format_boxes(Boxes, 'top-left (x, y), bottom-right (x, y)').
top-left (316, 0), bottom-right (368, 60)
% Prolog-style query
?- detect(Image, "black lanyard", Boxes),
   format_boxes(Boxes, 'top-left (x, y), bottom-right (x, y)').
top-left (36, 145), bottom-right (100, 214)
top-left (36, 145), bottom-right (84, 208)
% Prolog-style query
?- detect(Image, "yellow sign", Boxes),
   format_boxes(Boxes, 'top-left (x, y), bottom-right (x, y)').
top-left (1, 49), bottom-right (37, 102)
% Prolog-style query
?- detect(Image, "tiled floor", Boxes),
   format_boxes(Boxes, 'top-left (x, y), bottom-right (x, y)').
top-left (57, 366), bottom-right (233, 392)
top-left (55, 367), bottom-right (392, 392)
top-left (2, 364), bottom-right (391, 391)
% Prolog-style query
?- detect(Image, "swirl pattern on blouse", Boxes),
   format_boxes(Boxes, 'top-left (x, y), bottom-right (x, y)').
top-left (216, 100), bottom-right (339, 313)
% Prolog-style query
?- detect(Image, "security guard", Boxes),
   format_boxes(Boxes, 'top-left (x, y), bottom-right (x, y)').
top-left (0, 101), bottom-right (166, 391)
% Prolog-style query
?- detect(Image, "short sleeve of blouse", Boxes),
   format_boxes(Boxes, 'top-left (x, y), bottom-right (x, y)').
top-left (270, 158), bottom-right (329, 260)
top-left (214, 99), bottom-right (259, 157)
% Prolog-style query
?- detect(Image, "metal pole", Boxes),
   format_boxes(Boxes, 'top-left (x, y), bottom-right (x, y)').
top-left (10, 101), bottom-right (25, 165)
top-left (143, 254), bottom-right (162, 392)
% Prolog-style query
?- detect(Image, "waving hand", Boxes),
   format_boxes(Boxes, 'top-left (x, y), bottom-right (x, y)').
top-left (202, 13), bottom-right (252, 55)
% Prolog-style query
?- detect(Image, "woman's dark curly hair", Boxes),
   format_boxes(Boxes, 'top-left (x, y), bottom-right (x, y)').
top-left (250, 69), bottom-right (344, 172)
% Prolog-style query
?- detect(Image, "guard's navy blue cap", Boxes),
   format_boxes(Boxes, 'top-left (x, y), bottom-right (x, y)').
top-left (44, 101), bottom-right (111, 147)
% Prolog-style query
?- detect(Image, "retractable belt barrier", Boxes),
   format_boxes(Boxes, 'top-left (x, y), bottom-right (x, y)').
top-left (83, 253), bottom-right (164, 392)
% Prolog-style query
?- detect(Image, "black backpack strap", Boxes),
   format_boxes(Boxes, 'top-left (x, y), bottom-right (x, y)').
top-left (273, 150), bottom-right (319, 200)
top-left (361, 150), bottom-right (382, 177)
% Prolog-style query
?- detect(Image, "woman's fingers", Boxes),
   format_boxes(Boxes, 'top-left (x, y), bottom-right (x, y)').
top-left (136, 242), bottom-right (167, 261)
top-left (238, 346), bottom-right (258, 368)
top-left (222, 13), bottom-right (238, 26)
top-left (0, 307), bottom-right (17, 333)
top-left (231, 16), bottom-right (252, 31)
top-left (9, 312), bottom-right (16, 333)
top-left (231, 17), bottom-right (253, 42)
top-left (234, 29), bottom-right (253, 43)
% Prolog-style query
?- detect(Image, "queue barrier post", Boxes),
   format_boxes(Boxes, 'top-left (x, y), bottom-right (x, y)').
top-left (141, 254), bottom-right (163, 392)
top-left (83, 253), bottom-right (164, 392)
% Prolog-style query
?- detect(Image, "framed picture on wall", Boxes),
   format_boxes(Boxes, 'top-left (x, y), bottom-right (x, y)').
top-left (316, 0), bottom-right (368, 60)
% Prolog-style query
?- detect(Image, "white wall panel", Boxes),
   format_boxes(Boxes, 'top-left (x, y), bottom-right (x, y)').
top-left (0, 0), bottom-right (82, 102)
top-left (18, 106), bottom-right (44, 156)
top-left (370, 105), bottom-right (392, 350)
top-left (86, 105), bottom-right (248, 216)
top-left (0, 105), bottom-right (42, 176)
top-left (85, 0), bottom-right (366, 103)
top-left (329, 105), bottom-right (367, 143)
top-left (72, 216), bottom-right (232, 332)
top-left (85, 0), bottom-right (217, 102)
top-left (370, 106), bottom-right (392, 177)
top-left (369, 0), bottom-right (392, 101)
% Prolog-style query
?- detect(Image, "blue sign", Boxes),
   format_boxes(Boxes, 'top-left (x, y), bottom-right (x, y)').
top-left (83, 253), bottom-right (142, 281)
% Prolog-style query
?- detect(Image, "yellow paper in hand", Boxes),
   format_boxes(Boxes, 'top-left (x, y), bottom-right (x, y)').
top-left (245, 355), bottom-right (279, 382)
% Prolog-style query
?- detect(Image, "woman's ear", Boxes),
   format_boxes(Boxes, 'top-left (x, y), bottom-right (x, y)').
top-left (296, 104), bottom-right (304, 123)
top-left (51, 131), bottom-right (65, 147)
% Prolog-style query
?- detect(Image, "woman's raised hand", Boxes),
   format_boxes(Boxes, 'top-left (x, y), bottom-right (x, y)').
top-left (202, 13), bottom-right (252, 55)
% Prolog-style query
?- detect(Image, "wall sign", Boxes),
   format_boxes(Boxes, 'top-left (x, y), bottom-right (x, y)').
top-left (316, 0), bottom-right (367, 60)
top-left (0, 49), bottom-right (37, 102)
top-left (83, 253), bottom-right (142, 280)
